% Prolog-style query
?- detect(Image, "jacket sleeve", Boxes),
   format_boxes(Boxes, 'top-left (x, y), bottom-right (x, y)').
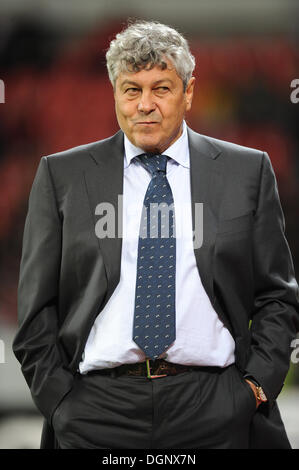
top-left (245, 151), bottom-right (299, 403)
top-left (13, 156), bottom-right (74, 424)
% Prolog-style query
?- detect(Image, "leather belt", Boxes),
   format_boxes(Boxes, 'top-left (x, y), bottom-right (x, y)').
top-left (88, 359), bottom-right (221, 379)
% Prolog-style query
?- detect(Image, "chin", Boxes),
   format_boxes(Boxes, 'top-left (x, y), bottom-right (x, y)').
top-left (135, 137), bottom-right (162, 154)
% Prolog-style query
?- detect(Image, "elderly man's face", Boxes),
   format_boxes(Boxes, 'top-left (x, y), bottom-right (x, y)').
top-left (114, 60), bottom-right (195, 154)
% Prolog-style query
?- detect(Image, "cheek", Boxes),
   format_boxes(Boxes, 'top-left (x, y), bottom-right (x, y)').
top-left (161, 109), bottom-right (183, 129)
top-left (115, 98), bottom-right (133, 117)
top-left (123, 104), bottom-right (138, 122)
top-left (163, 99), bottom-right (186, 120)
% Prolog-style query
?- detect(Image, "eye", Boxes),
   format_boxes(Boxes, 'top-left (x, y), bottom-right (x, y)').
top-left (125, 87), bottom-right (140, 95)
top-left (155, 87), bottom-right (169, 93)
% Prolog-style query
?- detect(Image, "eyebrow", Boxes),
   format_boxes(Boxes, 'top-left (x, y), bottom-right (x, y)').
top-left (120, 79), bottom-right (174, 88)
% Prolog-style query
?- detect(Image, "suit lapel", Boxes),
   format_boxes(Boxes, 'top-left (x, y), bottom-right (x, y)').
top-left (187, 127), bottom-right (223, 304)
top-left (84, 130), bottom-right (124, 306)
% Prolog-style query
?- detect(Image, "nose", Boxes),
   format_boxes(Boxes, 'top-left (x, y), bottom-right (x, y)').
top-left (137, 91), bottom-right (156, 114)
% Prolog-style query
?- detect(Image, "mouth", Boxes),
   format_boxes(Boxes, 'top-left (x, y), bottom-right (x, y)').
top-left (135, 121), bottom-right (159, 125)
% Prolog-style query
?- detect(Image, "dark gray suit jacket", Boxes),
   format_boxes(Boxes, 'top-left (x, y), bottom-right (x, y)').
top-left (13, 127), bottom-right (299, 448)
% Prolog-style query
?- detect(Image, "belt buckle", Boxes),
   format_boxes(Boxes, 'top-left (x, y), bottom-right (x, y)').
top-left (146, 358), bottom-right (167, 379)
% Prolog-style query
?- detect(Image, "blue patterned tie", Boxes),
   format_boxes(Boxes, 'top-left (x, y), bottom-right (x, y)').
top-left (133, 154), bottom-right (176, 360)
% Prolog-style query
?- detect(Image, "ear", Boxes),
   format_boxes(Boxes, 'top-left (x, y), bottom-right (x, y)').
top-left (185, 77), bottom-right (195, 112)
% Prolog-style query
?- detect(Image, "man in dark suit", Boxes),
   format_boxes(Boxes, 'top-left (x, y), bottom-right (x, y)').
top-left (13, 20), bottom-right (299, 449)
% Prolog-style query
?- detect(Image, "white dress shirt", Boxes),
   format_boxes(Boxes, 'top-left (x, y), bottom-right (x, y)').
top-left (79, 121), bottom-right (235, 373)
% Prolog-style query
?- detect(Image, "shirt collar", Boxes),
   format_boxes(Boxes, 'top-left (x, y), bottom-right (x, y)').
top-left (124, 120), bottom-right (190, 169)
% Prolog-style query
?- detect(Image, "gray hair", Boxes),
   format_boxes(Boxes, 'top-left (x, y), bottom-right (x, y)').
top-left (106, 21), bottom-right (195, 91)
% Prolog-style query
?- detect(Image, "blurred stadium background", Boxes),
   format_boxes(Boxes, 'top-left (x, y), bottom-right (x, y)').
top-left (0, 0), bottom-right (298, 449)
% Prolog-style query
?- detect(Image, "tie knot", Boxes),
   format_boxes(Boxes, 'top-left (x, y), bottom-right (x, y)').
top-left (136, 154), bottom-right (168, 176)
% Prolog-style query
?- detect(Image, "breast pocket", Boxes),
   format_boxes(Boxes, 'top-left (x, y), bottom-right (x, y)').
top-left (217, 212), bottom-right (253, 238)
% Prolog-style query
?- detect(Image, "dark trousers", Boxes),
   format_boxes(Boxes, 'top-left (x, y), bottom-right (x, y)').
top-left (52, 363), bottom-right (257, 449)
